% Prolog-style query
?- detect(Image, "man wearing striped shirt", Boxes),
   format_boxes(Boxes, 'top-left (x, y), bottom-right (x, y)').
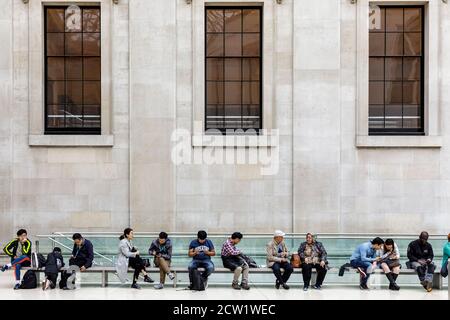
top-left (221, 232), bottom-right (250, 290)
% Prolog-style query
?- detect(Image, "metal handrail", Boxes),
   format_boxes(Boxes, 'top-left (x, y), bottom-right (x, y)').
top-left (49, 233), bottom-right (113, 264)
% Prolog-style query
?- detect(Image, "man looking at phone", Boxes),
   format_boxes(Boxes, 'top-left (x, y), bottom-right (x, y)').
top-left (188, 230), bottom-right (216, 289)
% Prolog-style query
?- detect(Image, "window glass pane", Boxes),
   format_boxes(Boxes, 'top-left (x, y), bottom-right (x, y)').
top-left (369, 82), bottom-right (384, 105)
top-left (385, 58), bottom-right (402, 81)
top-left (65, 33), bottom-right (82, 56)
top-left (242, 82), bottom-right (260, 105)
top-left (66, 81), bottom-right (83, 105)
top-left (403, 57), bottom-right (420, 80)
top-left (47, 9), bottom-right (65, 32)
top-left (84, 57), bottom-right (101, 81)
top-left (47, 105), bottom-right (65, 128)
top-left (369, 33), bottom-right (385, 56)
top-left (224, 82), bottom-right (241, 105)
top-left (386, 33), bottom-right (403, 56)
top-left (207, 82), bottom-right (224, 104)
top-left (242, 58), bottom-right (260, 81)
top-left (243, 9), bottom-right (260, 32)
top-left (83, 9), bottom-right (101, 32)
top-left (47, 57), bottom-right (65, 80)
top-left (83, 105), bottom-right (101, 128)
top-left (47, 81), bottom-right (65, 105)
top-left (224, 59), bottom-right (241, 81)
top-left (66, 58), bottom-right (83, 80)
top-left (206, 34), bottom-right (224, 57)
top-left (243, 34), bottom-right (260, 56)
top-left (369, 105), bottom-right (385, 129)
top-left (83, 81), bottom-right (101, 105)
top-left (403, 81), bottom-right (420, 104)
top-left (386, 8), bottom-right (403, 32)
top-left (47, 33), bottom-right (64, 56)
top-left (225, 10), bottom-right (242, 32)
top-left (385, 81), bottom-right (402, 104)
top-left (225, 34), bottom-right (242, 56)
top-left (369, 58), bottom-right (384, 81)
top-left (404, 33), bottom-right (421, 56)
top-left (207, 58), bottom-right (224, 81)
top-left (404, 8), bottom-right (421, 32)
top-left (83, 33), bottom-right (101, 56)
top-left (385, 105), bottom-right (403, 128)
top-left (403, 105), bottom-right (421, 128)
top-left (207, 10), bottom-right (224, 33)
top-left (66, 105), bottom-right (83, 128)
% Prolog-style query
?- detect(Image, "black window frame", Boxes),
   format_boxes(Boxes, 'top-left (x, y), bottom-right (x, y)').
top-left (369, 5), bottom-right (425, 136)
top-left (204, 6), bottom-right (263, 135)
top-left (44, 5), bottom-right (102, 135)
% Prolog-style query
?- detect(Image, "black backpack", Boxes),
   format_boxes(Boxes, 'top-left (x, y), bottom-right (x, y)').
top-left (20, 270), bottom-right (37, 289)
top-left (241, 254), bottom-right (258, 268)
top-left (31, 252), bottom-right (46, 269)
top-left (189, 269), bottom-right (205, 291)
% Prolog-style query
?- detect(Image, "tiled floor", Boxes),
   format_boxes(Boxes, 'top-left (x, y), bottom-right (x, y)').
top-left (0, 273), bottom-right (448, 300)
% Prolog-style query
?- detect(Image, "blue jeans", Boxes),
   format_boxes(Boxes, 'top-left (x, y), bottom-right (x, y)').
top-left (11, 255), bottom-right (31, 281)
top-left (188, 260), bottom-right (215, 282)
top-left (351, 259), bottom-right (373, 285)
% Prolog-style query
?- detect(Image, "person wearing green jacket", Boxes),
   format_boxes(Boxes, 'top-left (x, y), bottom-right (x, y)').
top-left (441, 233), bottom-right (450, 278)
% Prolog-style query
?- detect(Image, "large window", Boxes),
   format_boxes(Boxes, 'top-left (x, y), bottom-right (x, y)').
top-left (205, 7), bottom-right (262, 133)
top-left (45, 6), bottom-right (101, 134)
top-left (369, 6), bottom-right (424, 135)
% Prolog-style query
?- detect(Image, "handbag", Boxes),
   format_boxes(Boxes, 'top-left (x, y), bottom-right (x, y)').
top-left (290, 253), bottom-right (301, 268)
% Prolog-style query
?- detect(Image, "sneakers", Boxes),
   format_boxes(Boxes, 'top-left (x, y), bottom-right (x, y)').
top-left (154, 283), bottom-right (164, 290)
top-left (303, 286), bottom-right (309, 291)
top-left (425, 281), bottom-right (433, 292)
top-left (281, 283), bottom-right (290, 290)
top-left (13, 283), bottom-right (20, 290)
top-left (204, 280), bottom-right (208, 289)
top-left (359, 283), bottom-right (369, 290)
top-left (312, 284), bottom-right (322, 290)
top-left (1, 265), bottom-right (8, 272)
top-left (144, 275), bottom-right (154, 283)
top-left (241, 282), bottom-right (250, 290)
top-left (42, 279), bottom-right (51, 291)
top-left (168, 272), bottom-right (175, 281)
top-left (131, 283), bottom-right (141, 290)
top-left (232, 281), bottom-right (241, 290)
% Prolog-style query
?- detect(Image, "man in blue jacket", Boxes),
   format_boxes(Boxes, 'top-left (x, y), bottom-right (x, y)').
top-left (350, 237), bottom-right (384, 290)
top-left (70, 233), bottom-right (94, 271)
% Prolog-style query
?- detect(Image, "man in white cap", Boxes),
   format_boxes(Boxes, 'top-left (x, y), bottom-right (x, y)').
top-left (266, 230), bottom-right (292, 289)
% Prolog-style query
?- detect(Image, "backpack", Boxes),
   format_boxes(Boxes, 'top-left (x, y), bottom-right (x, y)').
top-left (241, 254), bottom-right (258, 268)
top-left (20, 270), bottom-right (37, 289)
top-left (189, 269), bottom-right (205, 291)
top-left (31, 252), bottom-right (46, 269)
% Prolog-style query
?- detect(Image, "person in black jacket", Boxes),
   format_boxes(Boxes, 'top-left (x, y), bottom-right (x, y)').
top-left (43, 247), bottom-right (65, 290)
top-left (70, 233), bottom-right (94, 271)
top-left (407, 231), bottom-right (435, 292)
top-left (1, 229), bottom-right (32, 290)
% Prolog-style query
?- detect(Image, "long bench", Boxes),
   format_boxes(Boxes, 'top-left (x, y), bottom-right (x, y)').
top-left (24, 265), bottom-right (448, 290)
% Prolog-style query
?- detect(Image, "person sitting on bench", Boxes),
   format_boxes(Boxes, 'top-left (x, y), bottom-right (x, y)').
top-left (407, 231), bottom-right (436, 292)
top-left (188, 230), bottom-right (216, 289)
top-left (1, 229), bottom-right (32, 290)
top-left (441, 233), bottom-right (450, 278)
top-left (298, 233), bottom-right (328, 291)
top-left (221, 232), bottom-right (250, 291)
top-left (149, 231), bottom-right (175, 290)
top-left (70, 233), bottom-right (94, 272)
top-left (378, 238), bottom-right (401, 291)
top-left (267, 230), bottom-right (293, 290)
top-left (350, 237), bottom-right (384, 290)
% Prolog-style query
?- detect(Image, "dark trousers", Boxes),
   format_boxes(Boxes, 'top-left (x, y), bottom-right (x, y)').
top-left (45, 272), bottom-right (58, 289)
top-left (69, 257), bottom-right (89, 269)
top-left (302, 263), bottom-right (327, 286)
top-left (271, 262), bottom-right (293, 284)
top-left (129, 256), bottom-right (146, 284)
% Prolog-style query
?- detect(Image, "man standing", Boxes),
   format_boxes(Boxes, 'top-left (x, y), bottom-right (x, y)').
top-left (407, 231), bottom-right (435, 292)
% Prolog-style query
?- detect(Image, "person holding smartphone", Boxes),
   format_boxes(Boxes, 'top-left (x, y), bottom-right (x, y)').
top-left (149, 232), bottom-right (175, 289)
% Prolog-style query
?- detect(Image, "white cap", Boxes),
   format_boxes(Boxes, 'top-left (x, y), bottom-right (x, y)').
top-left (274, 230), bottom-right (286, 237)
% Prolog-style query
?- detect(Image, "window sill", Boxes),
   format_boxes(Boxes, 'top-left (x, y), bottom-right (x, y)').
top-left (29, 135), bottom-right (114, 148)
top-left (192, 135), bottom-right (278, 148)
top-left (356, 135), bottom-right (443, 149)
